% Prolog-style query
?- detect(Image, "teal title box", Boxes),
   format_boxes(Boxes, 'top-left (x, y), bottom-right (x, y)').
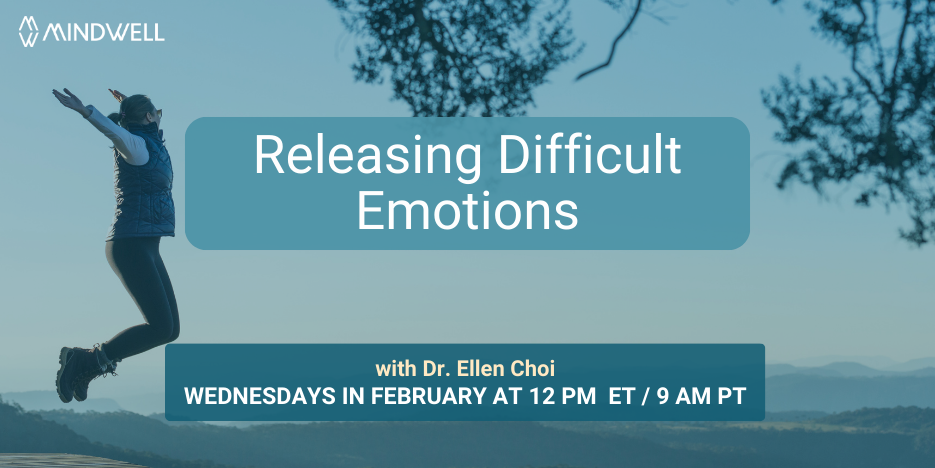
top-left (165, 344), bottom-right (765, 422)
top-left (185, 117), bottom-right (750, 249)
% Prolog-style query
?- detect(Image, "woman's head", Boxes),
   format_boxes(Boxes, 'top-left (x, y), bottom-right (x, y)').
top-left (107, 94), bottom-right (161, 128)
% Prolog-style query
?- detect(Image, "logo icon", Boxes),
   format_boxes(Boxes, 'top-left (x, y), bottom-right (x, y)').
top-left (19, 16), bottom-right (38, 47)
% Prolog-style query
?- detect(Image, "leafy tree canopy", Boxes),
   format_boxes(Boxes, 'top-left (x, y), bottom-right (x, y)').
top-left (329, 0), bottom-right (580, 117)
top-left (764, 0), bottom-right (935, 245)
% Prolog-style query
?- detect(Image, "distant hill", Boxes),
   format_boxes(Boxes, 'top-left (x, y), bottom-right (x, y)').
top-left (0, 398), bottom-right (232, 468)
top-left (763, 410), bottom-right (828, 422)
top-left (766, 362), bottom-right (935, 378)
top-left (780, 355), bottom-right (901, 369)
top-left (36, 406), bottom-right (935, 468)
top-left (555, 419), bottom-right (934, 467)
top-left (886, 358), bottom-right (935, 373)
top-left (148, 413), bottom-right (210, 427)
top-left (113, 392), bottom-right (166, 415)
top-left (766, 374), bottom-right (935, 412)
top-left (2, 390), bottom-right (123, 413)
top-left (817, 406), bottom-right (935, 433)
top-left (816, 407), bottom-right (935, 454)
top-left (37, 409), bottom-right (794, 468)
top-left (0, 390), bottom-right (169, 416)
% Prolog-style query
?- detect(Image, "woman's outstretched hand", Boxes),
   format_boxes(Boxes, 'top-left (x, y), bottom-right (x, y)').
top-left (53, 88), bottom-right (91, 118)
top-left (109, 89), bottom-right (127, 103)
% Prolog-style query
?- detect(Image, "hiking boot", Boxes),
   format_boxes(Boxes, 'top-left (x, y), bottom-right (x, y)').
top-left (74, 345), bottom-right (118, 402)
top-left (56, 345), bottom-right (117, 403)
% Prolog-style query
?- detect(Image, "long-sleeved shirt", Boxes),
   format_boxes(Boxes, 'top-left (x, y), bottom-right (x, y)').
top-left (83, 105), bottom-right (150, 166)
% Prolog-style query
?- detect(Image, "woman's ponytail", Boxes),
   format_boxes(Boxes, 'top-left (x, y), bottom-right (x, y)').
top-left (107, 113), bottom-right (121, 126)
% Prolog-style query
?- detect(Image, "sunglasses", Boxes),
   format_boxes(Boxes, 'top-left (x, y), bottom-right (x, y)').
top-left (156, 109), bottom-right (162, 118)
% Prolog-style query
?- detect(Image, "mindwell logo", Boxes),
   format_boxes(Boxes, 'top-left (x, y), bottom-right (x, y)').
top-left (19, 16), bottom-right (38, 47)
top-left (18, 16), bottom-right (165, 47)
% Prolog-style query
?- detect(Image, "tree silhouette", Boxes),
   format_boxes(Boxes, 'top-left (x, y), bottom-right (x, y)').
top-left (763, 0), bottom-right (935, 246)
top-left (329, 0), bottom-right (580, 117)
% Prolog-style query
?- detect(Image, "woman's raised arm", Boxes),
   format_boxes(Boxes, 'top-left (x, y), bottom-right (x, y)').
top-left (52, 88), bottom-right (149, 166)
top-left (52, 88), bottom-right (91, 118)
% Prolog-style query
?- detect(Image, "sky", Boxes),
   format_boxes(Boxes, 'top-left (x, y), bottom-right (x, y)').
top-left (1, 0), bottom-right (933, 398)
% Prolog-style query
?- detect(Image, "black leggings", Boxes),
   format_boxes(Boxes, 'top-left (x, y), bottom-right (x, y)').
top-left (101, 237), bottom-right (180, 362)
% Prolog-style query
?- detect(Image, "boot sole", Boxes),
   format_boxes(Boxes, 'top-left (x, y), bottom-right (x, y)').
top-left (74, 376), bottom-right (89, 402)
top-left (56, 347), bottom-right (74, 403)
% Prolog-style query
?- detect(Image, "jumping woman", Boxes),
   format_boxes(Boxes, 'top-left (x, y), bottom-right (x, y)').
top-left (52, 88), bottom-right (179, 403)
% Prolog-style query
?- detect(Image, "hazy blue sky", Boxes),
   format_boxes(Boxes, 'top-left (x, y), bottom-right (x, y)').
top-left (2, 0), bottom-right (933, 397)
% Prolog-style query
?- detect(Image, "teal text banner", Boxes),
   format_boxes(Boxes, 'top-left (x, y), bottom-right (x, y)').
top-left (185, 118), bottom-right (750, 250)
top-left (165, 344), bottom-right (765, 421)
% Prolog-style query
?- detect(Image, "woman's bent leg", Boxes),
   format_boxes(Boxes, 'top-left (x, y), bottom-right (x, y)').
top-left (101, 237), bottom-right (177, 362)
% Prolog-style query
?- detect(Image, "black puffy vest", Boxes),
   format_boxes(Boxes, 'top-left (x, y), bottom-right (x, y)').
top-left (107, 122), bottom-right (175, 240)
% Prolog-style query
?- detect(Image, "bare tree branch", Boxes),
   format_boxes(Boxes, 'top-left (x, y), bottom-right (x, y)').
top-left (576, 0), bottom-right (644, 81)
